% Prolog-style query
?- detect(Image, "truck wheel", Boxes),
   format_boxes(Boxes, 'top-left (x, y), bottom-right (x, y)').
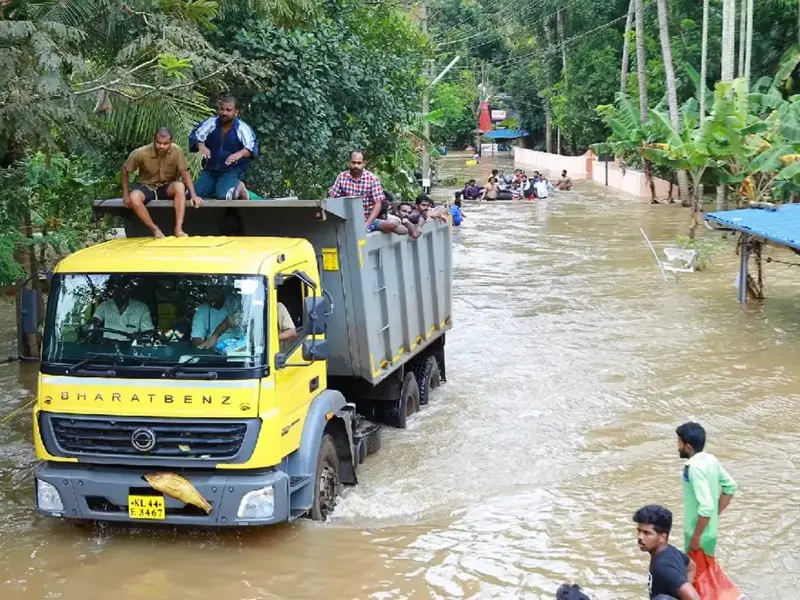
top-left (386, 372), bottom-right (420, 429)
top-left (311, 434), bottom-right (340, 521)
top-left (415, 355), bottom-right (442, 406)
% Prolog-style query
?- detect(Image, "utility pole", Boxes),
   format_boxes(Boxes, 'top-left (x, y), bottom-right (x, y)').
top-left (421, 2), bottom-right (431, 191)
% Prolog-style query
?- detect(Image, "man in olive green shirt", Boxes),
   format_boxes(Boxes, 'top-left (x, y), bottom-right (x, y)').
top-left (676, 422), bottom-right (738, 557)
top-left (121, 127), bottom-right (203, 238)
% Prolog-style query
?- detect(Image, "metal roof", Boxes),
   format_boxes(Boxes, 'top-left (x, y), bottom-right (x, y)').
top-left (481, 129), bottom-right (529, 140)
top-left (705, 204), bottom-right (800, 250)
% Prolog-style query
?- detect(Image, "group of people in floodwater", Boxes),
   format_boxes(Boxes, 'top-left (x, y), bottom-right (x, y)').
top-left (458, 167), bottom-right (572, 202)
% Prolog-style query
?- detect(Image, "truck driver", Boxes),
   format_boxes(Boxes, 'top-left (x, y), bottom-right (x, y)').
top-left (90, 278), bottom-right (154, 341)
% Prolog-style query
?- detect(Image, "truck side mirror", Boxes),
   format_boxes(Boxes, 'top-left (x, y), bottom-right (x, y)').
top-left (302, 339), bottom-right (329, 362)
top-left (304, 296), bottom-right (328, 335)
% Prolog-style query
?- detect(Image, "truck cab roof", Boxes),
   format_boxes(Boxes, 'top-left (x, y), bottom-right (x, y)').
top-left (55, 236), bottom-right (308, 275)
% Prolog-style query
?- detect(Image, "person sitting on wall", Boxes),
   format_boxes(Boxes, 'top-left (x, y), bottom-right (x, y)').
top-left (189, 95), bottom-right (260, 200)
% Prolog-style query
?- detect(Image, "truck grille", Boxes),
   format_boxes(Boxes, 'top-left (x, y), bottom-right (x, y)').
top-left (49, 416), bottom-right (249, 460)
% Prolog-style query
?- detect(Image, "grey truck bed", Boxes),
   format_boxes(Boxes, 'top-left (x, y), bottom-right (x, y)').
top-left (92, 197), bottom-right (453, 385)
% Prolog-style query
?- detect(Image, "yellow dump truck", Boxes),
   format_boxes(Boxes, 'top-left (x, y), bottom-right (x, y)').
top-left (33, 197), bottom-right (452, 525)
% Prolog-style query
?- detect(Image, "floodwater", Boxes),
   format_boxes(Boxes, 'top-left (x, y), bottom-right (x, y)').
top-left (2, 154), bottom-right (799, 599)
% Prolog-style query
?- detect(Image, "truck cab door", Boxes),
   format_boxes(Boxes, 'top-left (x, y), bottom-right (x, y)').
top-left (272, 271), bottom-right (327, 456)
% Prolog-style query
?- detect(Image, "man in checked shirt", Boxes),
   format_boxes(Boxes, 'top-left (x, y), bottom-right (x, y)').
top-left (328, 151), bottom-right (401, 233)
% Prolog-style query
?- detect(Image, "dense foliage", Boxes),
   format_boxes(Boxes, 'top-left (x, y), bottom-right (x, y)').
top-left (428, 0), bottom-right (799, 155)
top-left (0, 0), bottom-right (426, 285)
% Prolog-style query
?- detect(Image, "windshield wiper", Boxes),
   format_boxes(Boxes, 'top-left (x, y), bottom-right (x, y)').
top-left (160, 357), bottom-right (219, 380)
top-left (162, 363), bottom-right (219, 380)
top-left (64, 352), bottom-right (119, 375)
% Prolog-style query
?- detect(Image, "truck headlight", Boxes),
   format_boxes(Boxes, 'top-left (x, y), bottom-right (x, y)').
top-left (36, 480), bottom-right (64, 512)
top-left (237, 486), bottom-right (274, 519)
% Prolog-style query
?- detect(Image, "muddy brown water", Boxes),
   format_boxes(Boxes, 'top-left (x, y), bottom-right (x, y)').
top-left (1, 154), bottom-right (799, 599)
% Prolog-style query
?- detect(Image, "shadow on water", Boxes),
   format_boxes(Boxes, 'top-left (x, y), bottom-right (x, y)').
top-left (1, 154), bottom-right (798, 599)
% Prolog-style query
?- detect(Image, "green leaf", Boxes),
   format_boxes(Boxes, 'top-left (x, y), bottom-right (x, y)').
top-left (777, 159), bottom-right (800, 180)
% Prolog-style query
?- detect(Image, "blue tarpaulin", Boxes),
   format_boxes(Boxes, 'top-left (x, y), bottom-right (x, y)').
top-left (705, 204), bottom-right (800, 250)
top-left (481, 129), bottom-right (529, 140)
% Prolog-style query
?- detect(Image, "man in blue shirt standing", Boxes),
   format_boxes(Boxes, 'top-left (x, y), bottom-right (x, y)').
top-left (189, 96), bottom-right (259, 200)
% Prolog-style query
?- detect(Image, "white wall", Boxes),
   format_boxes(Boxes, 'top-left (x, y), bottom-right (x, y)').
top-left (513, 148), bottom-right (590, 179)
top-left (590, 159), bottom-right (672, 200)
top-left (513, 148), bottom-right (674, 200)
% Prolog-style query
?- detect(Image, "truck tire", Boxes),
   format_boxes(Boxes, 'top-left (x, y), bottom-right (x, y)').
top-left (311, 434), bottom-right (340, 521)
top-left (415, 355), bottom-right (442, 406)
top-left (384, 372), bottom-right (420, 429)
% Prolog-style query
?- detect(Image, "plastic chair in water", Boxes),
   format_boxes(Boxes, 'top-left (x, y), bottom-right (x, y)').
top-left (640, 228), bottom-right (698, 281)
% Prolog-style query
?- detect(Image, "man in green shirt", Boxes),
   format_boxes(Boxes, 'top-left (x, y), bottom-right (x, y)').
top-left (676, 421), bottom-right (738, 557)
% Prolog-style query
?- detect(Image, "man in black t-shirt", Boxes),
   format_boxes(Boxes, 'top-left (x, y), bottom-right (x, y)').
top-left (633, 504), bottom-right (701, 600)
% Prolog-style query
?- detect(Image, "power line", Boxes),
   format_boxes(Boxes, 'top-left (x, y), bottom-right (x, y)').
top-left (431, 0), bottom-right (525, 40)
top-left (488, 10), bottom-right (633, 70)
top-left (456, 0), bottom-right (590, 54)
top-left (434, 0), bottom-right (552, 46)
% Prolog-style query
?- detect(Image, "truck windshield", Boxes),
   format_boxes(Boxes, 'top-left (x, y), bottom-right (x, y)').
top-left (42, 273), bottom-right (267, 376)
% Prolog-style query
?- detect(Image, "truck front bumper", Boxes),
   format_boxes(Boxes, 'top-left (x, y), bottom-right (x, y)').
top-left (34, 462), bottom-right (291, 526)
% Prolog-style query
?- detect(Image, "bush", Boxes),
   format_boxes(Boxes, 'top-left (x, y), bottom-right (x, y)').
top-left (675, 235), bottom-right (726, 271)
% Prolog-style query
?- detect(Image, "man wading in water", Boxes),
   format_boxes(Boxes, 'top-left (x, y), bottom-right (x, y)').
top-left (676, 422), bottom-right (738, 558)
top-left (634, 504), bottom-right (700, 600)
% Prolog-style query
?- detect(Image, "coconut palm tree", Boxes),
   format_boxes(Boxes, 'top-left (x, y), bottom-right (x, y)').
top-left (620, 0), bottom-right (634, 95)
top-left (718, 0), bottom-right (737, 208)
top-left (700, 0), bottom-right (709, 119)
top-left (655, 0), bottom-right (691, 206)
top-left (634, 0), bottom-right (648, 122)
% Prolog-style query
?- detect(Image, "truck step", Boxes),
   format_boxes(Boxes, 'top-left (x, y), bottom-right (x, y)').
top-left (289, 475), bottom-right (313, 492)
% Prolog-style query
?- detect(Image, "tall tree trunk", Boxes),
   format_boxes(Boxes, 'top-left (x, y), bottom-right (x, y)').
top-left (744, 0), bottom-right (754, 90)
top-left (556, 8), bottom-right (567, 153)
top-left (721, 0), bottom-right (736, 81)
top-left (557, 9), bottom-right (567, 80)
top-left (635, 0), bottom-right (648, 122)
top-left (698, 0), bottom-right (709, 222)
top-left (621, 0), bottom-right (635, 95)
top-left (545, 104), bottom-right (553, 154)
top-left (738, 0), bottom-right (746, 77)
top-left (718, 0), bottom-right (737, 209)
top-left (700, 0), bottom-right (709, 119)
top-left (656, 0), bottom-right (691, 208)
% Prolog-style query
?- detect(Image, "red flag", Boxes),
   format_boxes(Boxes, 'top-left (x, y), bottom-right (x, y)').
top-left (478, 100), bottom-right (491, 133)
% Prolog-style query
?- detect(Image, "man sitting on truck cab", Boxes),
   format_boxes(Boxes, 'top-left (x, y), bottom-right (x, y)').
top-left (121, 127), bottom-right (203, 238)
top-left (189, 95), bottom-right (259, 200)
top-left (90, 277), bottom-right (154, 341)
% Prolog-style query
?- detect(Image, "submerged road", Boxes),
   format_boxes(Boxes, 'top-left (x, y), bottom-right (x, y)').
top-left (1, 155), bottom-right (799, 598)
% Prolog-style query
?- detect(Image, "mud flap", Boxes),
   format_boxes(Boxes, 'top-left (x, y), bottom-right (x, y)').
top-left (336, 404), bottom-right (358, 485)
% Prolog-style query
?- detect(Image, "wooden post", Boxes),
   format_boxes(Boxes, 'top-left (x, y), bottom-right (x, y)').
top-left (738, 234), bottom-right (749, 303)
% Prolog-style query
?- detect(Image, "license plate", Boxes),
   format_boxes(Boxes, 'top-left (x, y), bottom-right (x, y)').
top-left (128, 495), bottom-right (165, 520)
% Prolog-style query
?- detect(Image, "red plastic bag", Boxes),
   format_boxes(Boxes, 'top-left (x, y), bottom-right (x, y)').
top-left (688, 550), bottom-right (744, 600)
